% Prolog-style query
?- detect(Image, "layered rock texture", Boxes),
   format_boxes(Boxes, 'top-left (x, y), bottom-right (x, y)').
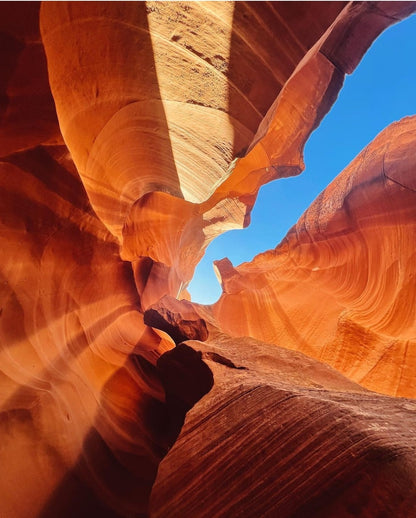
top-left (211, 115), bottom-right (416, 398)
top-left (152, 334), bottom-right (416, 518)
top-left (1, 1), bottom-right (416, 517)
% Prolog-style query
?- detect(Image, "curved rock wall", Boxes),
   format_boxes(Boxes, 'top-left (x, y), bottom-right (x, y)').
top-left (212, 116), bottom-right (416, 398)
top-left (151, 334), bottom-right (416, 517)
top-left (0, 2), bottom-right (60, 155)
top-left (39, 1), bottom-right (348, 304)
top-left (1, 1), bottom-right (416, 517)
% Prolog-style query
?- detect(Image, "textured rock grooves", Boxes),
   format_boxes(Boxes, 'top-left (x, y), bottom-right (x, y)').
top-left (1, 2), bottom-right (416, 517)
top-left (151, 336), bottom-right (416, 518)
top-left (211, 116), bottom-right (416, 398)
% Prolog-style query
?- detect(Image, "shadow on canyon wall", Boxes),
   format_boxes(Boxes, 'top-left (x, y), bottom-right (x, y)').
top-left (39, 344), bottom-right (213, 518)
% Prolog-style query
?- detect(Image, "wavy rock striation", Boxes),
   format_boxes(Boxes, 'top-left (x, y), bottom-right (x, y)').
top-left (1, 1), bottom-right (416, 517)
top-left (40, 1), bottom-right (349, 305)
top-left (212, 115), bottom-right (416, 398)
top-left (151, 334), bottom-right (416, 517)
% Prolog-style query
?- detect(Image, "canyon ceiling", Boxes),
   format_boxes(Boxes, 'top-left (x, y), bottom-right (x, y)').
top-left (1, 1), bottom-right (416, 517)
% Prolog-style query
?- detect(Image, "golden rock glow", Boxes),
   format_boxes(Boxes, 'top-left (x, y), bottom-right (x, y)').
top-left (1, 2), bottom-right (415, 516)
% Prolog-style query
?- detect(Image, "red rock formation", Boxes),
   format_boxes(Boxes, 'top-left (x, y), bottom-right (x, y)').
top-left (144, 296), bottom-right (209, 344)
top-left (39, 1), bottom-right (416, 311)
top-left (151, 334), bottom-right (416, 517)
top-left (0, 143), bottom-right (185, 516)
top-left (1, 2), bottom-right (416, 517)
top-left (40, 1), bottom-right (350, 305)
top-left (0, 2), bottom-right (61, 156)
top-left (212, 115), bottom-right (416, 398)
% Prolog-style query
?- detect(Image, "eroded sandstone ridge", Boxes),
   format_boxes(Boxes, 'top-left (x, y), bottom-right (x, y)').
top-left (1, 2), bottom-right (416, 517)
top-left (211, 115), bottom-right (416, 398)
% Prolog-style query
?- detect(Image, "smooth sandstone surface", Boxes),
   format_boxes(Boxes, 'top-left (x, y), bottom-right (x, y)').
top-left (40, 1), bottom-right (348, 302)
top-left (151, 334), bottom-right (416, 517)
top-left (0, 2), bottom-right (61, 156)
top-left (1, 1), bottom-right (416, 517)
top-left (211, 116), bottom-right (416, 398)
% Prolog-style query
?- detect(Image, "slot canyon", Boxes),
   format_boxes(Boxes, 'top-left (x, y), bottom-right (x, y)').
top-left (1, 1), bottom-right (416, 517)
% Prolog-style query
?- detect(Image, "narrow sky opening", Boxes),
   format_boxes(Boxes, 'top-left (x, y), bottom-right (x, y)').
top-left (188, 13), bottom-right (416, 305)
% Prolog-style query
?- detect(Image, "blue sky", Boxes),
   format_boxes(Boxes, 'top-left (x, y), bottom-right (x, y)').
top-left (188, 13), bottom-right (416, 305)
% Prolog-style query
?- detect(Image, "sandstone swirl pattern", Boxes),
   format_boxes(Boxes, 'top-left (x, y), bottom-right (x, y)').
top-left (0, 2), bottom-right (416, 517)
top-left (211, 116), bottom-right (416, 398)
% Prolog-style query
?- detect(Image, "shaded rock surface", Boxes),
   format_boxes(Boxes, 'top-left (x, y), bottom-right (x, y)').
top-left (151, 335), bottom-right (416, 518)
top-left (0, 2), bottom-right (416, 517)
top-left (144, 296), bottom-right (208, 344)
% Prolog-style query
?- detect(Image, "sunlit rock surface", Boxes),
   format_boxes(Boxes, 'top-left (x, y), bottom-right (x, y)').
top-left (1, 1), bottom-right (416, 517)
top-left (40, 0), bottom-right (349, 303)
top-left (211, 115), bottom-right (416, 398)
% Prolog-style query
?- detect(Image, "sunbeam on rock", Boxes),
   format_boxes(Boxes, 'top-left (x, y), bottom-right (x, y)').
top-left (1, 2), bottom-right (416, 517)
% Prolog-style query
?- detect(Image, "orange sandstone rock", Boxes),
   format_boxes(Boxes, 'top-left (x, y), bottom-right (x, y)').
top-left (0, 2), bottom-right (61, 156)
top-left (151, 334), bottom-right (416, 518)
top-left (39, 1), bottom-right (349, 303)
top-left (144, 296), bottom-right (209, 344)
top-left (212, 116), bottom-right (416, 398)
top-left (0, 144), bottom-right (181, 517)
top-left (0, 2), bottom-right (415, 517)
top-left (39, 1), bottom-right (415, 306)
